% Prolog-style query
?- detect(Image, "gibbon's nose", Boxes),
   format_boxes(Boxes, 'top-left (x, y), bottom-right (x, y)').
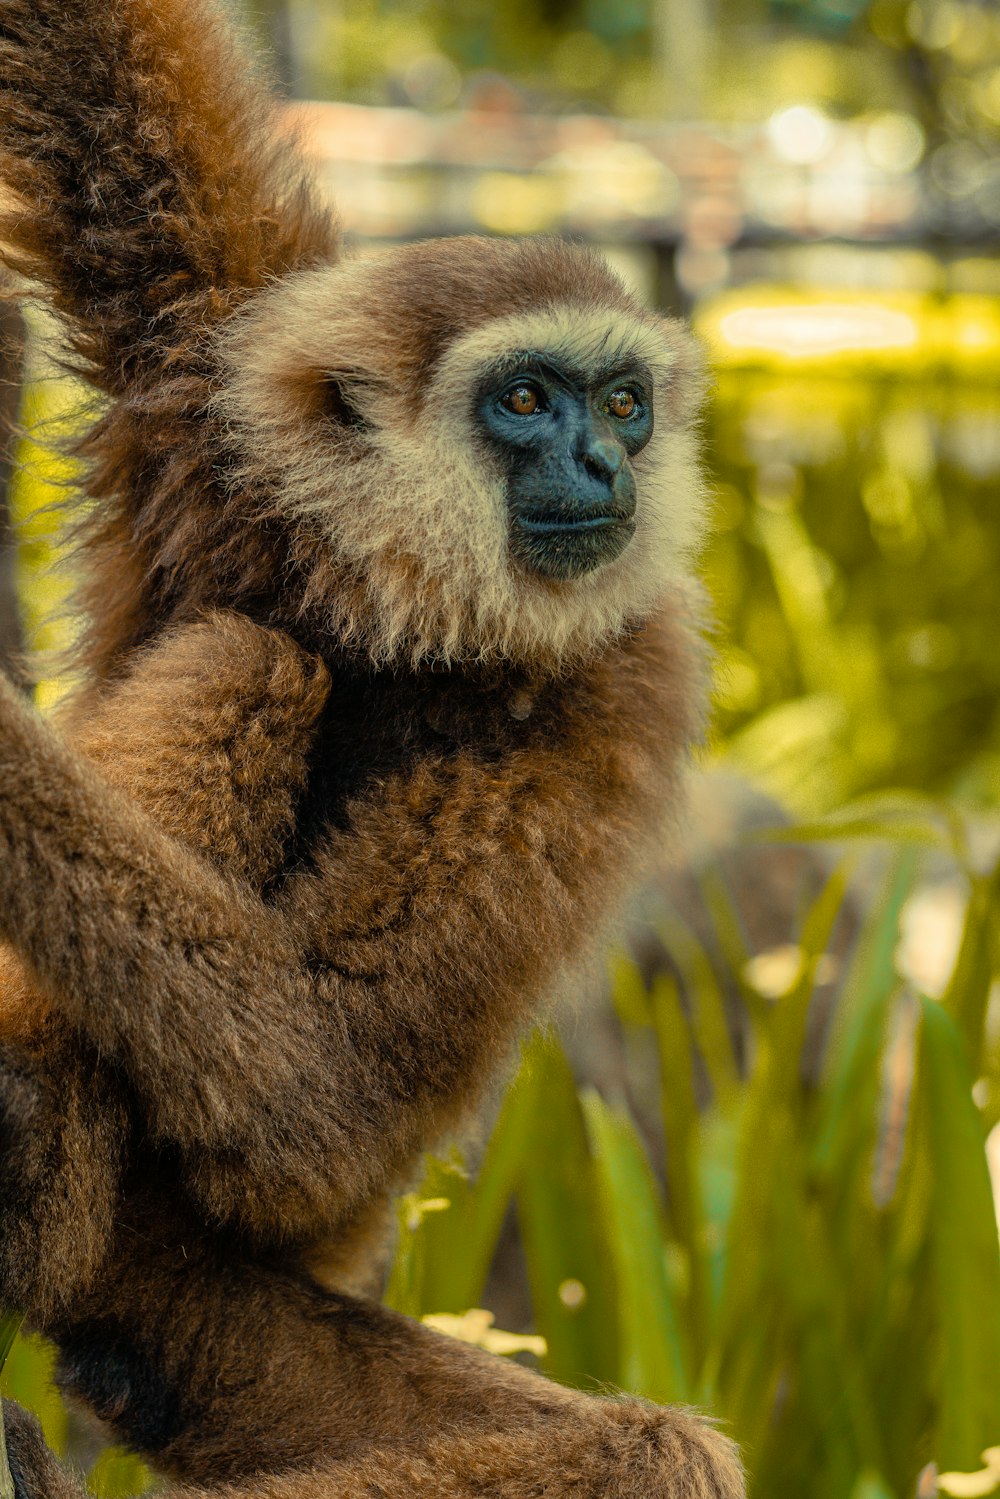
top-left (580, 438), bottom-right (626, 486)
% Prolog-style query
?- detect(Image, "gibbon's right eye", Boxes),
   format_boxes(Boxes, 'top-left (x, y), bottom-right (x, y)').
top-left (501, 383), bottom-right (543, 417)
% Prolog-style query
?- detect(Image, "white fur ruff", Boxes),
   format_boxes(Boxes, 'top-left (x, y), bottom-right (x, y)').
top-left (214, 264), bottom-right (710, 670)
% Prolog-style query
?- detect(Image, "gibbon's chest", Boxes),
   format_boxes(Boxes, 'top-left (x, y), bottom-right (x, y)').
top-left (288, 661), bottom-right (537, 861)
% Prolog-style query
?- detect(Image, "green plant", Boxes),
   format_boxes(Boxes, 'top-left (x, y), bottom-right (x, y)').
top-left (380, 820), bottom-right (1000, 1497)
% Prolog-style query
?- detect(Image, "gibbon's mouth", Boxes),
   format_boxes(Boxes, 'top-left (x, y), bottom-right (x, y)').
top-left (517, 514), bottom-right (624, 533)
top-left (511, 510), bottom-right (636, 580)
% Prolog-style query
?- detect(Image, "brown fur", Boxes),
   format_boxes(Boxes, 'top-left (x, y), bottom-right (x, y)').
top-left (0, 0), bottom-right (741, 1494)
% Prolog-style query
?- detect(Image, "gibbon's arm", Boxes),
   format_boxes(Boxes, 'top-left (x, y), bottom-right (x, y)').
top-left (0, 0), bottom-right (337, 395)
top-left (67, 613), bottom-right (331, 891)
top-left (0, 610), bottom-right (330, 1044)
top-left (0, 606), bottom-right (702, 1238)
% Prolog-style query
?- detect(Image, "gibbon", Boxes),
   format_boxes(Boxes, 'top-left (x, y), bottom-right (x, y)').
top-left (0, 0), bottom-right (743, 1495)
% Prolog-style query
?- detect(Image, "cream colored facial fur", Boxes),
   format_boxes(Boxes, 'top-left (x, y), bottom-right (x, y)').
top-left (214, 260), bottom-right (710, 670)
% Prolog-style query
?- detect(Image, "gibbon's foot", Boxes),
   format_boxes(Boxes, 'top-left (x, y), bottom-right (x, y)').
top-left (1, 1403), bottom-right (83, 1499)
top-left (306, 1398), bottom-right (745, 1499)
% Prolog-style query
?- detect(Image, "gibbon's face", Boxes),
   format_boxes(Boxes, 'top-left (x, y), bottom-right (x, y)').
top-left (214, 237), bottom-right (710, 671)
top-left (475, 354), bottom-right (654, 581)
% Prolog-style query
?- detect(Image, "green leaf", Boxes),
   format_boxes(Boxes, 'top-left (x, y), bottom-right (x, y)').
top-left (582, 1090), bottom-right (689, 1403)
top-left (813, 849), bottom-right (918, 1177)
top-left (757, 791), bottom-right (961, 856)
top-left (941, 873), bottom-right (996, 1076)
top-left (652, 973), bottom-right (706, 1342)
top-left (0, 1318), bottom-right (21, 1372)
top-left (920, 996), bottom-right (1000, 1472)
top-left (516, 1043), bottom-right (618, 1388)
top-left (652, 908), bottom-right (739, 1105)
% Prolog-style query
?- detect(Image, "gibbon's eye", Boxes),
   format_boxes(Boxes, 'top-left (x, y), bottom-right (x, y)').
top-left (501, 383), bottom-right (543, 416)
top-left (605, 388), bottom-right (638, 421)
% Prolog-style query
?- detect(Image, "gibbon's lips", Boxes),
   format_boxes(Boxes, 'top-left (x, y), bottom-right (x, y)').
top-left (511, 507), bottom-right (637, 579)
top-left (517, 513), bottom-right (628, 532)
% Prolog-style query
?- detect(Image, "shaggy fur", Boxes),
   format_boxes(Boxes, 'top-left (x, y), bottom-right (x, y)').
top-left (0, 0), bottom-right (742, 1494)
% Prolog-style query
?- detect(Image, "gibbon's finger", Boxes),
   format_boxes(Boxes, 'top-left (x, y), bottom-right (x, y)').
top-left (0, 606), bottom-right (699, 1244)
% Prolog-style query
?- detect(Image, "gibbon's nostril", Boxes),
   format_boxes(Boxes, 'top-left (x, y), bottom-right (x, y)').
top-left (582, 441), bottom-right (624, 484)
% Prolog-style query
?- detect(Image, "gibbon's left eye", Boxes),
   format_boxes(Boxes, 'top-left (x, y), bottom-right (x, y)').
top-left (501, 383), bottom-right (544, 416)
top-left (605, 388), bottom-right (638, 421)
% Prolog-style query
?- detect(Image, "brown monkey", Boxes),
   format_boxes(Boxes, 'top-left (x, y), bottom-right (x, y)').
top-left (0, 0), bottom-right (743, 1493)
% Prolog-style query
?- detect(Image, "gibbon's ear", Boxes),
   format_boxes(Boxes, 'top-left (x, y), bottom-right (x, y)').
top-left (249, 352), bottom-right (388, 439)
top-left (659, 318), bottom-right (712, 428)
top-left (321, 372), bottom-right (377, 433)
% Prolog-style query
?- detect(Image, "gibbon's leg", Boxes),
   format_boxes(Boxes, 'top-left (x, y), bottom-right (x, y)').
top-left (0, 601), bottom-right (703, 1242)
top-left (4, 1397), bottom-right (744, 1499)
top-left (23, 1214), bottom-right (742, 1498)
top-left (0, 612), bottom-right (330, 1319)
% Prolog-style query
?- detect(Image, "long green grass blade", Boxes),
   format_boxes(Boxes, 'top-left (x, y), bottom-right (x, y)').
top-left (652, 909), bottom-right (740, 1104)
top-left (517, 1044), bottom-right (618, 1387)
top-left (0, 1320), bottom-right (19, 1371)
top-left (813, 849), bottom-right (918, 1176)
top-left (920, 995), bottom-right (1000, 1472)
top-left (941, 873), bottom-right (996, 1076)
top-left (652, 972), bottom-right (708, 1355)
top-left (582, 1089), bottom-right (688, 1403)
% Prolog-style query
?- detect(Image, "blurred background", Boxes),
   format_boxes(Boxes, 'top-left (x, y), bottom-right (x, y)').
top-left (2, 2), bottom-right (1000, 1497)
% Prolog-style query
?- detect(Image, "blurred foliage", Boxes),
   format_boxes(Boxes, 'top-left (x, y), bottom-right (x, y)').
top-left (248, 0), bottom-right (1000, 159)
top-left (381, 823), bottom-right (1000, 1499)
top-left (699, 289), bottom-right (1000, 812)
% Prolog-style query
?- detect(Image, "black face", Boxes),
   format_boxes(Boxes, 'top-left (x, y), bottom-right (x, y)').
top-left (476, 353), bottom-right (654, 581)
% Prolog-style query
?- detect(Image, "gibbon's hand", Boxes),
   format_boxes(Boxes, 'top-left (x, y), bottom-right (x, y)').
top-left (0, 606), bottom-right (700, 1242)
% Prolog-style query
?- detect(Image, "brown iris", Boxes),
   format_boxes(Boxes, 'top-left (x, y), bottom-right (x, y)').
top-left (502, 384), bottom-right (540, 416)
top-left (606, 389), bottom-right (636, 420)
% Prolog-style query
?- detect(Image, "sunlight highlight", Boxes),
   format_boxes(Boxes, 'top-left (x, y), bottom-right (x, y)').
top-left (718, 303), bottom-right (919, 359)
